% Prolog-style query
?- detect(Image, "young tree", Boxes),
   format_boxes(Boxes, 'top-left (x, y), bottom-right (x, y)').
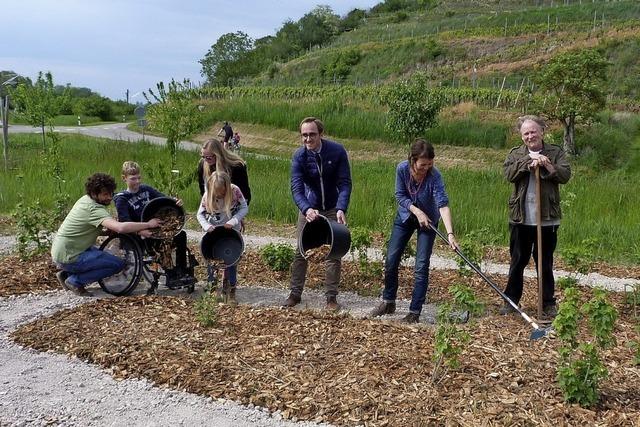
top-left (11, 71), bottom-right (67, 147)
top-left (144, 79), bottom-right (201, 194)
top-left (383, 72), bottom-right (443, 143)
top-left (535, 49), bottom-right (609, 156)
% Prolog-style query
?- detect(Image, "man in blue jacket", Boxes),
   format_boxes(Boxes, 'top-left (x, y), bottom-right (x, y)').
top-left (284, 117), bottom-right (352, 311)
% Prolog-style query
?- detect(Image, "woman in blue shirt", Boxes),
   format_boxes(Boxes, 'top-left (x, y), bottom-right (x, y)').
top-left (370, 139), bottom-right (459, 323)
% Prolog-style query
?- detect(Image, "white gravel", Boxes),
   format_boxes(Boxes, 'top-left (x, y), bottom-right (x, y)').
top-left (1, 231), bottom-right (637, 426)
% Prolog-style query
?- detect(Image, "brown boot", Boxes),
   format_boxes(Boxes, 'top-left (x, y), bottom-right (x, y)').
top-left (370, 301), bottom-right (396, 318)
top-left (325, 296), bottom-right (340, 312)
top-left (227, 285), bottom-right (238, 307)
top-left (282, 293), bottom-right (301, 308)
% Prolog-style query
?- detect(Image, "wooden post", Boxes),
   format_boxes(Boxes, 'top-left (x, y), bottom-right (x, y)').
top-left (495, 76), bottom-right (506, 108)
top-left (1, 95), bottom-right (9, 171)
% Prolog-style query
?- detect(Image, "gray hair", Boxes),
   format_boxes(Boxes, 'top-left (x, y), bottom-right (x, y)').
top-left (516, 115), bottom-right (546, 132)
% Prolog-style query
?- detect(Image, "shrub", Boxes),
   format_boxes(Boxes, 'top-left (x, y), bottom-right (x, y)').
top-left (553, 287), bottom-right (617, 407)
top-left (261, 243), bottom-right (296, 271)
top-left (450, 283), bottom-right (484, 317)
top-left (194, 291), bottom-right (218, 327)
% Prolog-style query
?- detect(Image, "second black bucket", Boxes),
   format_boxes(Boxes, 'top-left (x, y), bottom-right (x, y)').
top-left (200, 227), bottom-right (245, 266)
top-left (299, 215), bottom-right (351, 260)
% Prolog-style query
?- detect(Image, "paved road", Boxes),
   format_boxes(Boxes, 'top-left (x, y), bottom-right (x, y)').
top-left (6, 122), bottom-right (201, 151)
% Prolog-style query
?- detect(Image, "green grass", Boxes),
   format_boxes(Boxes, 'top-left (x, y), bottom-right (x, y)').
top-left (1, 133), bottom-right (639, 264)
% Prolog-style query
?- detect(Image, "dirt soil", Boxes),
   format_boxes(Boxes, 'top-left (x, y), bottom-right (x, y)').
top-left (4, 249), bottom-right (640, 426)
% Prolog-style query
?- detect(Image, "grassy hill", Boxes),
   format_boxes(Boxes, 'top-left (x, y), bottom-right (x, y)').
top-left (253, 1), bottom-right (640, 102)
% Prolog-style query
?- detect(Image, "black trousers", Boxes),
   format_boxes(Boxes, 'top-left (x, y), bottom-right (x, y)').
top-left (504, 223), bottom-right (558, 307)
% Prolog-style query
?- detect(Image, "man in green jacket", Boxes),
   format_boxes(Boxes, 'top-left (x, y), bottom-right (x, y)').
top-left (502, 115), bottom-right (571, 318)
top-left (51, 173), bottom-right (161, 296)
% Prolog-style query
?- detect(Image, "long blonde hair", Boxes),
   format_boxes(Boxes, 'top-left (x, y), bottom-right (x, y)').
top-left (201, 139), bottom-right (245, 183)
top-left (205, 171), bottom-right (233, 218)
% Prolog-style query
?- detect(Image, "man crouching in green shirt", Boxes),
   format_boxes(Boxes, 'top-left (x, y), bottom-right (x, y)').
top-left (51, 173), bottom-right (162, 296)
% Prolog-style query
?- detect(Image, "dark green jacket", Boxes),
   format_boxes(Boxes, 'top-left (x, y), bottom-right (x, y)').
top-left (504, 142), bottom-right (571, 224)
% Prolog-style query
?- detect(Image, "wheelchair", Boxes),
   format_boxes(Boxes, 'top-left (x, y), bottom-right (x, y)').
top-left (97, 233), bottom-right (198, 296)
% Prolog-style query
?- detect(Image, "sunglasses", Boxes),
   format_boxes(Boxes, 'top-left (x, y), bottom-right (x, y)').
top-left (201, 155), bottom-right (215, 161)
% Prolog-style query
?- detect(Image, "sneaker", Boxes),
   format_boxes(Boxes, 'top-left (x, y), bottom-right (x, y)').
top-left (282, 294), bottom-right (301, 308)
top-left (543, 304), bottom-right (558, 319)
top-left (63, 278), bottom-right (92, 297)
top-left (55, 271), bottom-right (69, 289)
top-left (369, 301), bottom-right (396, 317)
top-left (499, 303), bottom-right (517, 315)
top-left (401, 313), bottom-right (420, 324)
top-left (325, 296), bottom-right (340, 312)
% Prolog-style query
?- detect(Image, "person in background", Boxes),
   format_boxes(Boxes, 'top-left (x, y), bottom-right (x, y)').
top-left (283, 117), bottom-right (352, 311)
top-left (52, 173), bottom-right (161, 296)
top-left (501, 115), bottom-right (571, 319)
top-left (217, 121), bottom-right (233, 149)
top-left (197, 171), bottom-right (248, 305)
top-left (114, 161), bottom-right (196, 288)
top-left (370, 139), bottom-right (458, 324)
top-left (197, 138), bottom-right (251, 205)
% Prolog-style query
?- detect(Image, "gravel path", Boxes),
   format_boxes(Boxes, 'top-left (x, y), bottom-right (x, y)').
top-left (1, 231), bottom-right (637, 426)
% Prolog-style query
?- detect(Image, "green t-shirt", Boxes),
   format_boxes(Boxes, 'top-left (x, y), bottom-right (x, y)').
top-left (51, 195), bottom-right (111, 264)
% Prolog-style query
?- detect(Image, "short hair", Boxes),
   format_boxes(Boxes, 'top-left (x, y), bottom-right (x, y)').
top-left (85, 173), bottom-right (116, 197)
top-left (121, 161), bottom-right (140, 177)
top-left (408, 138), bottom-right (435, 165)
top-left (299, 117), bottom-right (324, 134)
top-left (516, 115), bottom-right (546, 132)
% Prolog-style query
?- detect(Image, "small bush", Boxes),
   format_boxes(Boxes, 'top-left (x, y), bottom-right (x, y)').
top-left (194, 292), bottom-right (218, 327)
top-left (450, 283), bottom-right (484, 317)
top-left (261, 243), bottom-right (296, 271)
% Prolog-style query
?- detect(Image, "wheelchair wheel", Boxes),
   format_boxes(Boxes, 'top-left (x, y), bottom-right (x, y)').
top-left (98, 234), bottom-right (143, 296)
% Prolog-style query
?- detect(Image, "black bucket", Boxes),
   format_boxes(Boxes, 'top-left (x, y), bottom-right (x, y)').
top-left (200, 227), bottom-right (245, 266)
top-left (140, 197), bottom-right (185, 239)
top-left (299, 215), bottom-right (351, 260)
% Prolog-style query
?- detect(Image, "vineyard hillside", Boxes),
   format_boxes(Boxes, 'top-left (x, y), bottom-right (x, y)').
top-left (247, 0), bottom-right (640, 103)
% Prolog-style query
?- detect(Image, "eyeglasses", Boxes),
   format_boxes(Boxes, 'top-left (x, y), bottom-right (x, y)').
top-left (201, 155), bottom-right (215, 161)
top-left (301, 132), bottom-right (318, 139)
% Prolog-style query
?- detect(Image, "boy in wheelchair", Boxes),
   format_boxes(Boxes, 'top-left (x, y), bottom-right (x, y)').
top-left (115, 161), bottom-right (197, 289)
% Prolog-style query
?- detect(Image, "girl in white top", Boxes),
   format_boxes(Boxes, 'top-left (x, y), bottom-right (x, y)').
top-left (197, 171), bottom-right (248, 298)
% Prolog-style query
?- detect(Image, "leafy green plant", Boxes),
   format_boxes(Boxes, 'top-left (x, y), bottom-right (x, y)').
top-left (350, 226), bottom-right (383, 279)
top-left (556, 276), bottom-right (578, 291)
top-left (553, 286), bottom-right (617, 407)
top-left (382, 72), bottom-right (443, 143)
top-left (556, 343), bottom-right (608, 407)
top-left (260, 243), bottom-right (295, 272)
top-left (583, 288), bottom-right (618, 349)
top-left (560, 238), bottom-right (597, 275)
top-left (432, 302), bottom-right (470, 383)
top-left (194, 291), bottom-right (219, 328)
top-left (13, 199), bottom-right (54, 259)
top-left (449, 283), bottom-right (484, 317)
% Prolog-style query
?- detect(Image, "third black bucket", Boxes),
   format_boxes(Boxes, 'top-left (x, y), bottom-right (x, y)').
top-left (200, 228), bottom-right (245, 266)
top-left (299, 215), bottom-right (351, 260)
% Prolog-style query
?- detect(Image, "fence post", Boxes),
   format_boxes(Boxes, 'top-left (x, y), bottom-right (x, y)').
top-left (495, 76), bottom-right (507, 109)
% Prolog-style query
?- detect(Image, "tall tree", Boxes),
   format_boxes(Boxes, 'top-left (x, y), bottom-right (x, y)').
top-left (11, 72), bottom-right (67, 147)
top-left (298, 5), bottom-right (339, 50)
top-left (536, 49), bottom-right (609, 156)
top-left (199, 31), bottom-right (254, 86)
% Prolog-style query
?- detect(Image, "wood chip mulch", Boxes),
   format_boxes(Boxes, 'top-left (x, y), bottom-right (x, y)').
top-left (10, 297), bottom-right (640, 426)
top-left (0, 253), bottom-right (60, 297)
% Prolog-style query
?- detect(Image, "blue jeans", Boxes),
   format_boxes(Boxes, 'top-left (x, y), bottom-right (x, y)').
top-left (383, 214), bottom-right (436, 314)
top-left (58, 246), bottom-right (125, 287)
top-left (224, 265), bottom-right (237, 286)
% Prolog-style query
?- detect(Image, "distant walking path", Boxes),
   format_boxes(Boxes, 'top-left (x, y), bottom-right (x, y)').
top-left (7, 122), bottom-right (200, 151)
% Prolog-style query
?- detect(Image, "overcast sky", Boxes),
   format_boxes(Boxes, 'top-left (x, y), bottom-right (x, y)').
top-left (3, 0), bottom-right (380, 100)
